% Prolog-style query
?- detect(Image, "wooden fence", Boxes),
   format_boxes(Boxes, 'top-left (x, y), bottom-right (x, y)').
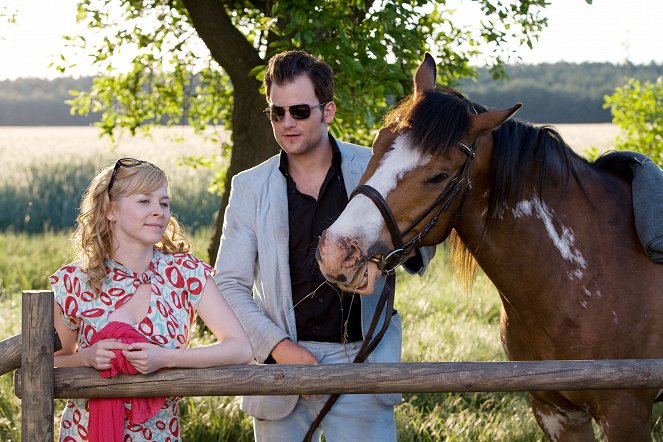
top-left (5, 290), bottom-right (663, 440)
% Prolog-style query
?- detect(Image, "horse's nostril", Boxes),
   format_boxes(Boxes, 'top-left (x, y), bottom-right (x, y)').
top-left (343, 243), bottom-right (362, 266)
top-left (335, 274), bottom-right (347, 283)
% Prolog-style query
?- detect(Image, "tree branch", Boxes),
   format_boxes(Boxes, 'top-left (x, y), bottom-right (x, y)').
top-left (181, 0), bottom-right (263, 83)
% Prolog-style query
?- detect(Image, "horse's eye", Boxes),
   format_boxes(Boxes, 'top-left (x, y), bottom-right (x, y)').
top-left (427, 173), bottom-right (449, 185)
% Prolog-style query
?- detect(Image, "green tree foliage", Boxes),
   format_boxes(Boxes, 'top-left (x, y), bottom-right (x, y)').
top-left (58, 0), bottom-right (549, 257)
top-left (604, 78), bottom-right (663, 166)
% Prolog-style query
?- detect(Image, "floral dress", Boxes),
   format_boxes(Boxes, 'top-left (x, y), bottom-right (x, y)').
top-left (50, 249), bottom-right (213, 442)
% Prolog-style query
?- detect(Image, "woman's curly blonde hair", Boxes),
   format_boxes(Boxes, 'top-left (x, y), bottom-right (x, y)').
top-left (72, 159), bottom-right (192, 294)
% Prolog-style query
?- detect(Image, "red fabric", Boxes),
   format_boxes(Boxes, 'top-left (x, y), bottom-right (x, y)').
top-left (87, 321), bottom-right (166, 442)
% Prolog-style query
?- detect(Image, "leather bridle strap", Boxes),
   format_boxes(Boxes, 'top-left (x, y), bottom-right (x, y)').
top-left (350, 184), bottom-right (404, 250)
top-left (303, 273), bottom-right (396, 442)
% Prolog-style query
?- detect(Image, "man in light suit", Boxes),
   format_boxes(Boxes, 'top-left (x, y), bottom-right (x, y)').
top-left (214, 50), bottom-right (433, 442)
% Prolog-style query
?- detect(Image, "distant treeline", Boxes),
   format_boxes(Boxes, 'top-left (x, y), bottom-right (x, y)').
top-left (457, 62), bottom-right (662, 123)
top-left (0, 62), bottom-right (661, 125)
top-left (0, 77), bottom-right (100, 126)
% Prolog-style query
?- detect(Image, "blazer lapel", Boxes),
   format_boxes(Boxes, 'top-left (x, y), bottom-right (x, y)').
top-left (339, 143), bottom-right (364, 197)
top-left (267, 165), bottom-right (297, 337)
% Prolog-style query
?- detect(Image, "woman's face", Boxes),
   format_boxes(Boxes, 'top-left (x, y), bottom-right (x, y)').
top-left (107, 185), bottom-right (171, 249)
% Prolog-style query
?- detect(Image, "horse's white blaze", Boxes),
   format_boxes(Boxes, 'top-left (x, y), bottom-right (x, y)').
top-left (327, 134), bottom-right (431, 246)
top-left (512, 197), bottom-right (587, 273)
top-left (365, 133), bottom-right (432, 197)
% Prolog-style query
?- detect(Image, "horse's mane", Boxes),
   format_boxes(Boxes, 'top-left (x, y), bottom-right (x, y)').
top-left (384, 87), bottom-right (472, 156)
top-left (488, 120), bottom-right (591, 220)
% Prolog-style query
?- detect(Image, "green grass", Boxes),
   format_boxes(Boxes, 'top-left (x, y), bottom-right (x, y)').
top-left (5, 229), bottom-right (662, 441)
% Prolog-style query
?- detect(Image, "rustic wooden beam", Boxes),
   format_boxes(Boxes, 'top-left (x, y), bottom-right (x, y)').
top-left (0, 334), bottom-right (21, 376)
top-left (14, 359), bottom-right (663, 399)
top-left (20, 290), bottom-right (54, 442)
top-left (0, 331), bottom-right (61, 377)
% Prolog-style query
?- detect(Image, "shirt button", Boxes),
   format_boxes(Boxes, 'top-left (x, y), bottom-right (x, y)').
top-left (318, 297), bottom-right (323, 303)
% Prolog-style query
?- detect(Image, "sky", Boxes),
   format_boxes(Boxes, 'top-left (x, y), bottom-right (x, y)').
top-left (0, 0), bottom-right (662, 81)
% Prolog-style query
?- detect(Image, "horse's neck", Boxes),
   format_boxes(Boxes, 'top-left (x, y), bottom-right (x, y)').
top-left (456, 171), bottom-right (628, 303)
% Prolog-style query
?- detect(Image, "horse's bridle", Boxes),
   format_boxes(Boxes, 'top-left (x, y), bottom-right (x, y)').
top-left (349, 139), bottom-right (477, 274)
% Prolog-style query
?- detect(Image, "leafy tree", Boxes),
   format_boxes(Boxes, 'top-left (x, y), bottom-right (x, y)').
top-left (60, 0), bottom-right (549, 259)
top-left (604, 78), bottom-right (663, 166)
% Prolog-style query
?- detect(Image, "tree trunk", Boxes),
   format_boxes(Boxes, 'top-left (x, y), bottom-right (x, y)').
top-left (208, 86), bottom-right (278, 262)
top-left (182, 0), bottom-right (279, 262)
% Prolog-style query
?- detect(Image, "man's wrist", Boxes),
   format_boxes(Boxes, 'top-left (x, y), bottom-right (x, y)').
top-left (267, 338), bottom-right (291, 363)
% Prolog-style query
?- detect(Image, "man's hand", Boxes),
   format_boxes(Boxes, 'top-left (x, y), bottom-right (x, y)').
top-left (270, 339), bottom-right (318, 364)
top-left (270, 339), bottom-right (320, 399)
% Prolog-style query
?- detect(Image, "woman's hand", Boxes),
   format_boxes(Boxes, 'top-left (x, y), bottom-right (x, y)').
top-left (122, 342), bottom-right (169, 374)
top-left (83, 339), bottom-right (130, 370)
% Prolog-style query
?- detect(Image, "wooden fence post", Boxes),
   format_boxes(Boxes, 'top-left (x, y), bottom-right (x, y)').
top-left (20, 290), bottom-right (54, 442)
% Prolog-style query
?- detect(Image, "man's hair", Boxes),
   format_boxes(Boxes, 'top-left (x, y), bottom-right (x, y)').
top-left (264, 50), bottom-right (334, 103)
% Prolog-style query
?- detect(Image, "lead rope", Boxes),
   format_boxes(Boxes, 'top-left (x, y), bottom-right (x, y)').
top-left (302, 274), bottom-right (396, 442)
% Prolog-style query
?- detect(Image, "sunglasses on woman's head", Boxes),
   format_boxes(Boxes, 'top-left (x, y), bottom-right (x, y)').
top-left (263, 102), bottom-right (329, 122)
top-left (107, 158), bottom-right (146, 194)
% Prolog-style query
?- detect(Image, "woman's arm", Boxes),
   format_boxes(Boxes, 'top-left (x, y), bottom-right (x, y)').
top-left (123, 276), bottom-right (254, 374)
top-left (53, 300), bottom-right (129, 370)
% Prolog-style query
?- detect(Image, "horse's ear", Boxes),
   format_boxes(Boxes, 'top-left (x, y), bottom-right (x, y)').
top-left (468, 103), bottom-right (522, 140)
top-left (414, 52), bottom-right (437, 94)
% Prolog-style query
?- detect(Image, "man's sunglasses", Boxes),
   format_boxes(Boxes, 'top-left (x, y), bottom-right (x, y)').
top-left (107, 157), bottom-right (146, 194)
top-left (263, 102), bottom-right (329, 122)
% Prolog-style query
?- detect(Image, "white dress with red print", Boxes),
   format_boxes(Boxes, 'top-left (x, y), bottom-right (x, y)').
top-left (50, 249), bottom-right (213, 442)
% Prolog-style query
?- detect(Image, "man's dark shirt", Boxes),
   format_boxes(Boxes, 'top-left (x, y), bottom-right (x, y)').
top-left (279, 136), bottom-right (363, 343)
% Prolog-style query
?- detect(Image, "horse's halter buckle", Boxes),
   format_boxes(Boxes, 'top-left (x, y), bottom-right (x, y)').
top-left (351, 138), bottom-right (477, 275)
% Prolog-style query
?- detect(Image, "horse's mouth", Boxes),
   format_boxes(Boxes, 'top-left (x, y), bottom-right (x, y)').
top-left (339, 264), bottom-right (369, 292)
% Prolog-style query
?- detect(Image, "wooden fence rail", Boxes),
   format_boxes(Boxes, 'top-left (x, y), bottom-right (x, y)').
top-left (12, 359), bottom-right (663, 399)
top-left (0, 334), bottom-right (21, 376)
top-left (5, 290), bottom-right (663, 441)
top-left (0, 332), bottom-right (61, 377)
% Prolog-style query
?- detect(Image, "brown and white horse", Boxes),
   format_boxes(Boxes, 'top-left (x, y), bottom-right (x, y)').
top-left (316, 53), bottom-right (663, 440)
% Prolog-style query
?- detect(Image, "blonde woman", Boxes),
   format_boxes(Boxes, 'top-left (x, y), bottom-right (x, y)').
top-left (51, 158), bottom-right (253, 442)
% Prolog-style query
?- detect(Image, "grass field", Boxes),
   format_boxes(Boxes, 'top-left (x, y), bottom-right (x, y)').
top-left (0, 230), bottom-right (542, 441)
top-left (4, 124), bottom-right (663, 441)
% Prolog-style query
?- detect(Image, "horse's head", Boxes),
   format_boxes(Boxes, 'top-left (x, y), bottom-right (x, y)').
top-left (317, 53), bottom-right (521, 294)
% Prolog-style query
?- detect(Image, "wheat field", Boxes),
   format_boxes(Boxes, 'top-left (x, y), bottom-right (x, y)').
top-left (2, 126), bottom-right (225, 168)
top-left (1, 123), bottom-right (618, 169)
top-left (550, 123), bottom-right (620, 152)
